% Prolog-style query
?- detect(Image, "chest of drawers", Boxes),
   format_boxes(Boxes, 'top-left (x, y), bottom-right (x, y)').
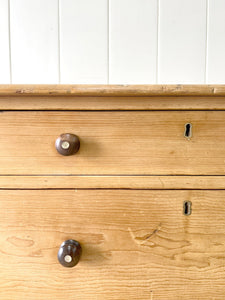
top-left (1, 85), bottom-right (225, 299)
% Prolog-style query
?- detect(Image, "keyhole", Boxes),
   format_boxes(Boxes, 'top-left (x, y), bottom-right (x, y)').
top-left (184, 123), bottom-right (192, 139)
top-left (183, 201), bottom-right (192, 216)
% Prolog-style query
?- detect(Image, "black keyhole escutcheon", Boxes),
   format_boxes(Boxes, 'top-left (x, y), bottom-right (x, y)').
top-left (184, 123), bottom-right (192, 139)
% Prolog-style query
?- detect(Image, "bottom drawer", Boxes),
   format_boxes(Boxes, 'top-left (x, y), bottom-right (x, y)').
top-left (0, 190), bottom-right (225, 299)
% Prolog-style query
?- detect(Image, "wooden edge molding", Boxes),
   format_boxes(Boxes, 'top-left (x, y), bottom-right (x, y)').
top-left (1, 85), bottom-right (225, 110)
top-left (1, 84), bottom-right (225, 97)
top-left (0, 175), bottom-right (224, 189)
top-left (1, 96), bottom-right (225, 110)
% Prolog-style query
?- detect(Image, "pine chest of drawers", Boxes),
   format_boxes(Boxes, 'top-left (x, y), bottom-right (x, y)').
top-left (1, 85), bottom-right (225, 300)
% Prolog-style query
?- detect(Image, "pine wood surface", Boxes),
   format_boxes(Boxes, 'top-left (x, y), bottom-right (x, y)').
top-left (0, 111), bottom-right (225, 175)
top-left (1, 84), bottom-right (225, 96)
top-left (0, 175), bottom-right (224, 189)
top-left (0, 85), bottom-right (225, 299)
top-left (0, 189), bottom-right (225, 300)
top-left (1, 96), bottom-right (225, 110)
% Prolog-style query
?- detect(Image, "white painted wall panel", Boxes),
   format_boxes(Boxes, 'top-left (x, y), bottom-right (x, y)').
top-left (10, 0), bottom-right (59, 83)
top-left (207, 0), bottom-right (225, 83)
top-left (0, 0), bottom-right (10, 83)
top-left (60, 0), bottom-right (108, 84)
top-left (0, 0), bottom-right (225, 84)
top-left (109, 0), bottom-right (158, 84)
top-left (158, 0), bottom-right (207, 84)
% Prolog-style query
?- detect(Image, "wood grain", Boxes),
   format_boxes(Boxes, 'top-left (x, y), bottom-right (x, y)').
top-left (0, 111), bottom-right (225, 175)
top-left (1, 96), bottom-right (225, 110)
top-left (0, 84), bottom-right (224, 299)
top-left (0, 84), bottom-right (225, 96)
top-left (0, 189), bottom-right (225, 299)
top-left (0, 175), bottom-right (225, 189)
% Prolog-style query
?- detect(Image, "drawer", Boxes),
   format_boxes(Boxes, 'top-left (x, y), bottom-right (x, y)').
top-left (0, 189), bottom-right (225, 299)
top-left (1, 110), bottom-right (225, 175)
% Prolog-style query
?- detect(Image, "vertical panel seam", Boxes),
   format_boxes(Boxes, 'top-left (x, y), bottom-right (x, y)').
top-left (58, 0), bottom-right (61, 83)
top-left (156, 0), bottom-right (160, 84)
top-left (107, 0), bottom-right (109, 84)
top-left (108, 0), bottom-right (110, 84)
top-left (8, 0), bottom-right (12, 84)
top-left (205, 0), bottom-right (209, 83)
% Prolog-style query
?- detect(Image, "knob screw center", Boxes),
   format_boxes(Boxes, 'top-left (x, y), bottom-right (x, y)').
top-left (64, 255), bottom-right (72, 263)
top-left (61, 141), bottom-right (70, 149)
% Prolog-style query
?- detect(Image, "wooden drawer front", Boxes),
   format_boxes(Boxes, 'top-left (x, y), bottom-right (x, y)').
top-left (1, 111), bottom-right (225, 175)
top-left (0, 189), bottom-right (225, 299)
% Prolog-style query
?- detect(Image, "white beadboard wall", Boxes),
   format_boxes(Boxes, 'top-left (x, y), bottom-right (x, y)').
top-left (0, 0), bottom-right (225, 84)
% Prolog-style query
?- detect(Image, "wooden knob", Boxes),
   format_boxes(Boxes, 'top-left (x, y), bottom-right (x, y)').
top-left (58, 239), bottom-right (82, 268)
top-left (55, 133), bottom-right (80, 156)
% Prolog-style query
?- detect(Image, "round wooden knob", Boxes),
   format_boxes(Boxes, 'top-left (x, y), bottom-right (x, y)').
top-left (58, 239), bottom-right (82, 268)
top-left (55, 133), bottom-right (80, 156)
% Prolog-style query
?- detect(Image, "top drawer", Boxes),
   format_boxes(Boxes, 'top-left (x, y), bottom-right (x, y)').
top-left (1, 110), bottom-right (225, 175)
